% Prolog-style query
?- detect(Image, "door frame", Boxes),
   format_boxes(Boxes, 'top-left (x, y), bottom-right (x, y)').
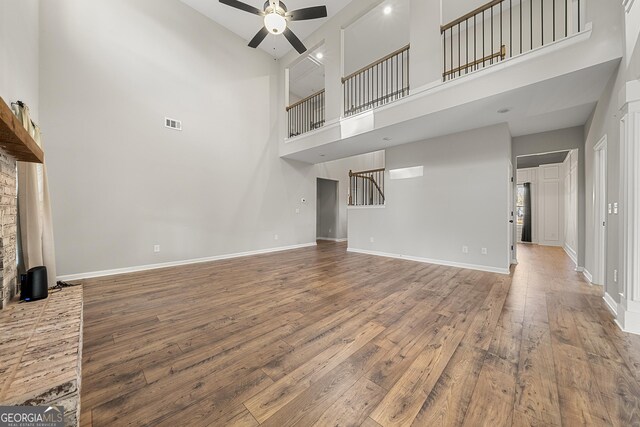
top-left (594, 135), bottom-right (608, 286)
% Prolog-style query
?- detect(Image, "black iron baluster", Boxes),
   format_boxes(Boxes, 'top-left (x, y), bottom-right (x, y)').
top-left (483, 10), bottom-right (486, 68)
top-left (458, 23), bottom-right (461, 77)
top-left (531, 0), bottom-right (533, 50)
top-left (578, 0), bottom-right (581, 32)
top-left (474, 15), bottom-right (477, 71)
top-left (553, 0), bottom-right (556, 41)
top-left (491, 5), bottom-right (494, 64)
top-left (466, 18), bottom-right (469, 74)
top-left (541, 0), bottom-right (544, 46)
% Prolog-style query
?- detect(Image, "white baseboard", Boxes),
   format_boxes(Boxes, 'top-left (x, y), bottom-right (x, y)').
top-left (582, 269), bottom-right (593, 284)
top-left (563, 244), bottom-right (578, 266)
top-left (58, 242), bottom-right (318, 281)
top-left (346, 248), bottom-right (510, 275)
top-left (604, 292), bottom-right (618, 316)
top-left (316, 237), bottom-right (347, 242)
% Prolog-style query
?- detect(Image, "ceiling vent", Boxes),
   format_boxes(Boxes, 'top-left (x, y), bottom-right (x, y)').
top-left (165, 117), bottom-right (182, 131)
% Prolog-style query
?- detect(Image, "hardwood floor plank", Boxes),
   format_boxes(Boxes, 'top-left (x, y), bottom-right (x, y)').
top-left (369, 328), bottom-right (465, 427)
top-left (312, 377), bottom-right (385, 427)
top-left (77, 242), bottom-right (640, 427)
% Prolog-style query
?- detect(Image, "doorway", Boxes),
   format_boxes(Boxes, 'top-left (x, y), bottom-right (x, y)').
top-left (594, 136), bottom-right (607, 286)
top-left (515, 150), bottom-right (579, 266)
top-left (316, 178), bottom-right (339, 241)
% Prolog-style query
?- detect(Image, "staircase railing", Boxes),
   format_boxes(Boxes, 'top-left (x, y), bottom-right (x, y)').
top-left (342, 45), bottom-right (410, 117)
top-left (441, 0), bottom-right (583, 81)
top-left (349, 168), bottom-right (385, 206)
top-left (287, 89), bottom-right (325, 138)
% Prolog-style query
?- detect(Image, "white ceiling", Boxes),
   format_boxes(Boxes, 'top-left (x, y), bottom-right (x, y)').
top-left (180, 0), bottom-right (352, 58)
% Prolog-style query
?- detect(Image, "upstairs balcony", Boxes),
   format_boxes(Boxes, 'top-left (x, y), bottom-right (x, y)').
top-left (279, 0), bottom-right (621, 164)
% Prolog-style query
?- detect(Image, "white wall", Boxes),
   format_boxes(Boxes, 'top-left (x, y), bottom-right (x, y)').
top-left (348, 124), bottom-right (512, 273)
top-left (317, 151), bottom-right (385, 240)
top-left (0, 0), bottom-right (39, 120)
top-left (39, 0), bottom-right (318, 276)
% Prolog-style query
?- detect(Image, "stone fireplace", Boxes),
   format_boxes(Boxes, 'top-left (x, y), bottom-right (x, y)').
top-left (0, 150), bottom-right (17, 310)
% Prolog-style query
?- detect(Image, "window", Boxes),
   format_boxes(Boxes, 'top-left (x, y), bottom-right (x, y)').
top-left (516, 185), bottom-right (525, 225)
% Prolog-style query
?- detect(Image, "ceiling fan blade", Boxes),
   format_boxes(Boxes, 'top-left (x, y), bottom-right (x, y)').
top-left (286, 6), bottom-right (328, 21)
top-left (283, 28), bottom-right (307, 54)
top-left (219, 0), bottom-right (264, 16)
top-left (248, 26), bottom-right (269, 48)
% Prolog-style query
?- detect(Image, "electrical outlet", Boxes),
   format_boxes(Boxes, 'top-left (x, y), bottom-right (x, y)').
top-left (462, 246), bottom-right (469, 254)
top-left (614, 269), bottom-right (618, 283)
top-left (153, 245), bottom-right (160, 253)
top-left (274, 234), bottom-right (279, 241)
top-left (295, 208), bottom-right (300, 214)
top-left (481, 248), bottom-right (488, 255)
top-left (370, 237), bottom-right (375, 243)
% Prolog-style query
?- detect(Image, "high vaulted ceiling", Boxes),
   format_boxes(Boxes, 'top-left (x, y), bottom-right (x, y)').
top-left (180, 0), bottom-right (352, 58)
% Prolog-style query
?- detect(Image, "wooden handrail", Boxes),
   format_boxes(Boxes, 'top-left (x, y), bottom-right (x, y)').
top-left (349, 168), bottom-right (385, 176)
top-left (286, 89), bottom-right (325, 112)
top-left (441, 0), bottom-right (504, 33)
top-left (341, 45), bottom-right (410, 84)
top-left (443, 45), bottom-right (506, 78)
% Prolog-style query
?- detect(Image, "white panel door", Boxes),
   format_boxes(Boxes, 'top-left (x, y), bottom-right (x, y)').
top-left (538, 164), bottom-right (563, 246)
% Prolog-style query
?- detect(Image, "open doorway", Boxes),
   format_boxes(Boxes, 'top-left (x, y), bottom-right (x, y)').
top-left (516, 150), bottom-right (579, 266)
top-left (316, 178), bottom-right (339, 241)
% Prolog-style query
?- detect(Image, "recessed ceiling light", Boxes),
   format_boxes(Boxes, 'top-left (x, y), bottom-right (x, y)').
top-left (316, 52), bottom-right (324, 60)
top-left (497, 107), bottom-right (511, 114)
top-left (383, 5), bottom-right (393, 15)
top-left (320, 154), bottom-right (326, 157)
top-left (383, 137), bottom-right (392, 141)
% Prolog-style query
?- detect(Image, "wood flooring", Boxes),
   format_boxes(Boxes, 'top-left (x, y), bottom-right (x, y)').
top-left (80, 242), bottom-right (640, 426)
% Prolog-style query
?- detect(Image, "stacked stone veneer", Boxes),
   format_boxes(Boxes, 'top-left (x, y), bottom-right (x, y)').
top-left (0, 151), bottom-right (17, 309)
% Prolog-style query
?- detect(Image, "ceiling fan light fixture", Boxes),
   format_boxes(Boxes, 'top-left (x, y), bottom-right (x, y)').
top-left (265, 12), bottom-right (287, 34)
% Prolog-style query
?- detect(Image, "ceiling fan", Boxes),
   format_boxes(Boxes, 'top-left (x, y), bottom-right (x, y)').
top-left (219, 0), bottom-right (328, 54)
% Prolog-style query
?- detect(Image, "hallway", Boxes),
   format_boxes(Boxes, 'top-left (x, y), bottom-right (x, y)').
top-left (80, 242), bottom-right (640, 426)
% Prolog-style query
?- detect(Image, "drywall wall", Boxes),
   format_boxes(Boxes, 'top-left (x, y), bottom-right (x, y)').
top-left (39, 0), bottom-right (318, 276)
top-left (348, 124), bottom-right (512, 273)
top-left (316, 178), bottom-right (338, 239)
top-left (512, 126), bottom-right (585, 266)
top-left (0, 0), bottom-right (39, 120)
top-left (316, 151), bottom-right (385, 240)
top-left (583, 4), bottom-right (627, 300)
top-left (343, 0), bottom-right (410, 76)
top-left (0, 0), bottom-right (39, 307)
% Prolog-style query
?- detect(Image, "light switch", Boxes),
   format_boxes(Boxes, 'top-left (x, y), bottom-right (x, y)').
top-left (608, 203), bottom-right (612, 214)
top-left (614, 203), bottom-right (619, 215)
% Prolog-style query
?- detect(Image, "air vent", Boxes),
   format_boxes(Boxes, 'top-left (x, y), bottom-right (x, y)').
top-left (165, 117), bottom-right (182, 131)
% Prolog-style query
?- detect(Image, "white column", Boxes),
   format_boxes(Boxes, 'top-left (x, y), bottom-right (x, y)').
top-left (618, 80), bottom-right (640, 334)
top-left (409, 0), bottom-right (442, 90)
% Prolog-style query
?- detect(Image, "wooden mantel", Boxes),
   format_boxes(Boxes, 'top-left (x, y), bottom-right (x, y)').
top-left (0, 97), bottom-right (44, 163)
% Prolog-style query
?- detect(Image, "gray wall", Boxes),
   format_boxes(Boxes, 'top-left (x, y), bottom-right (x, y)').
top-left (316, 179), bottom-right (338, 239)
top-left (512, 126), bottom-right (586, 267)
top-left (39, 0), bottom-right (317, 276)
top-left (583, 3), bottom-right (633, 302)
top-left (0, 0), bottom-right (39, 120)
top-left (348, 124), bottom-right (512, 272)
